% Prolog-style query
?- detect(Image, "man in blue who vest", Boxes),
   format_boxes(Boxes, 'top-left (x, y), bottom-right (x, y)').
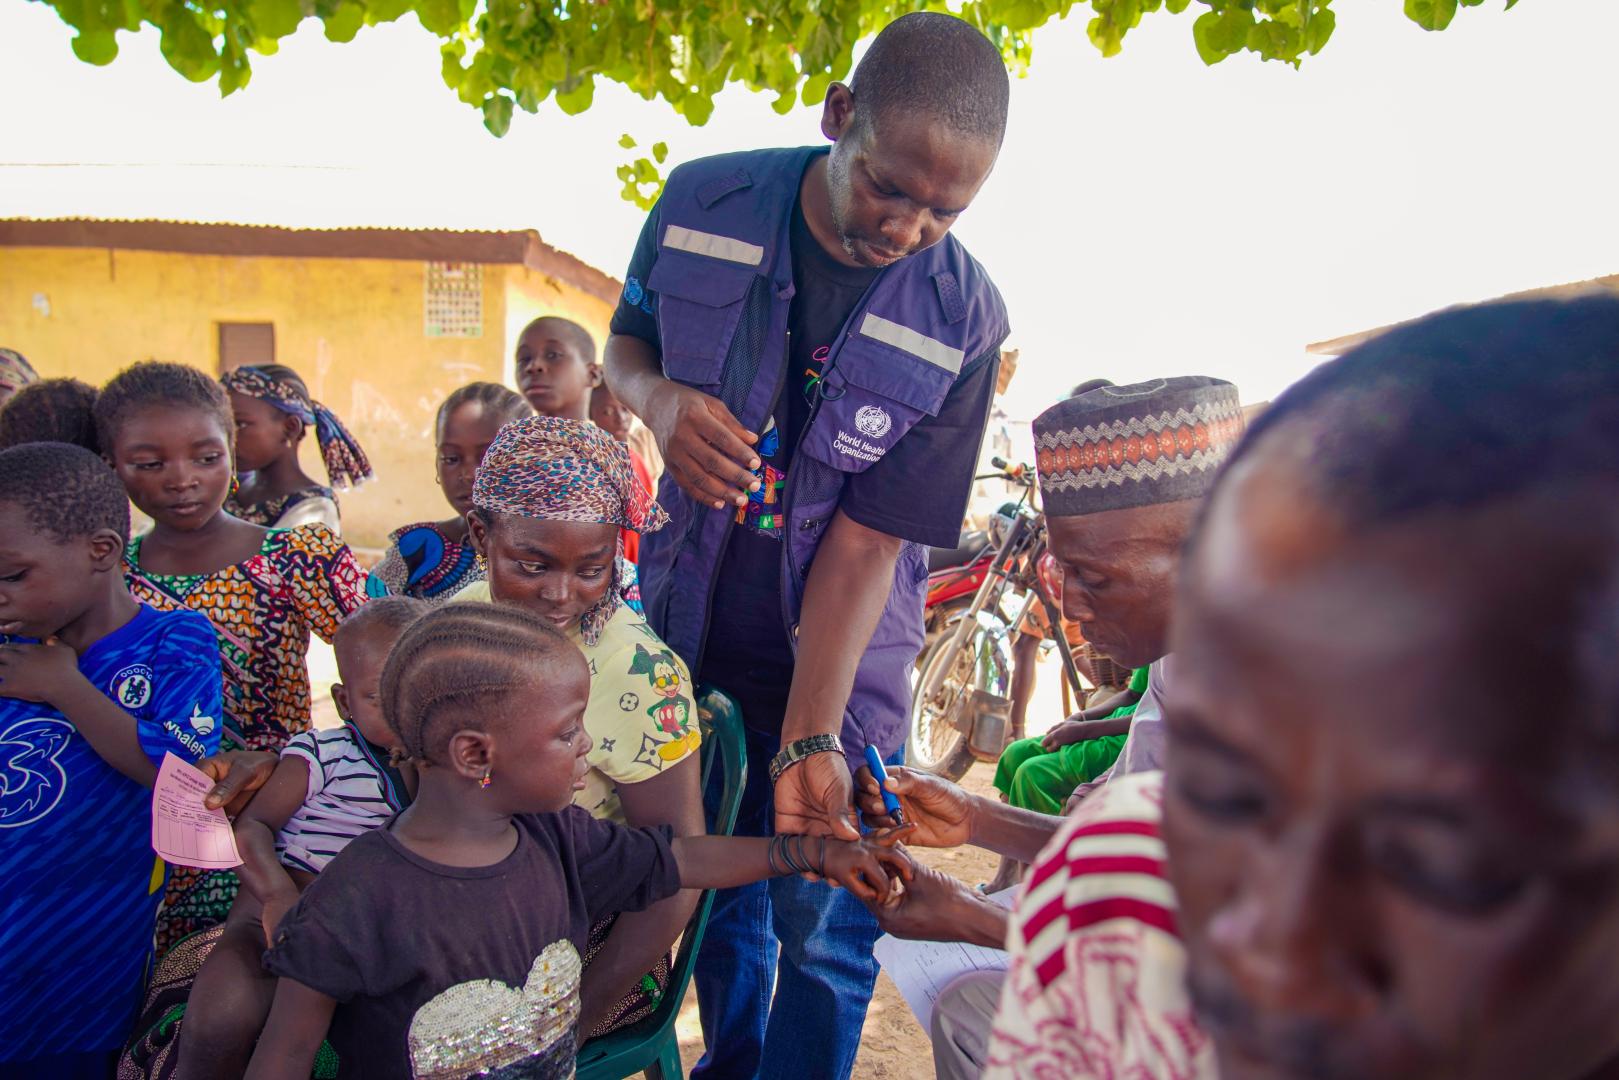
top-left (604, 13), bottom-right (1011, 1077)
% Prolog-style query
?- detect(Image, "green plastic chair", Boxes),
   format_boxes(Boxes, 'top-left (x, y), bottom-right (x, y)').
top-left (575, 685), bottom-right (747, 1080)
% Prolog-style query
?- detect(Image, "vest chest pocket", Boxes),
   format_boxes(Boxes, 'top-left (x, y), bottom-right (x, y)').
top-left (648, 249), bottom-right (758, 390)
top-left (798, 333), bottom-right (956, 475)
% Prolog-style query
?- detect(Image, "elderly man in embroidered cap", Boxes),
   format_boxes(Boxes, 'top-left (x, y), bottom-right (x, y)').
top-left (1035, 375), bottom-right (1245, 786)
top-left (851, 376), bottom-right (1244, 1079)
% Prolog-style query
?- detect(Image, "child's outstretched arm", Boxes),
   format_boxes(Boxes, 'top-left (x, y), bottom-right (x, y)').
top-left (233, 756), bottom-right (315, 944)
top-left (243, 978), bottom-right (336, 1080)
top-left (672, 830), bottom-right (916, 903)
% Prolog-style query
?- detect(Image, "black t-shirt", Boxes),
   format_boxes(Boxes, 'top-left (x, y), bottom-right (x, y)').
top-left (264, 809), bottom-right (679, 1080)
top-left (611, 163), bottom-right (999, 715)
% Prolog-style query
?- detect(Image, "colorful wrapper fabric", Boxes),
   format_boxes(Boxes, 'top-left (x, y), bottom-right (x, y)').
top-left (0, 348), bottom-right (38, 400)
top-left (221, 365), bottom-right (374, 489)
top-left (473, 416), bottom-right (668, 645)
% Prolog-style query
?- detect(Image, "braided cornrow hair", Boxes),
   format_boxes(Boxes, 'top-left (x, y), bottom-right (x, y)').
top-left (380, 601), bottom-right (578, 765)
top-left (436, 382), bottom-right (533, 440)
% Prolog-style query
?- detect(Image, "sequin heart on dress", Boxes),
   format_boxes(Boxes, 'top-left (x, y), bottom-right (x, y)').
top-left (407, 940), bottom-right (583, 1079)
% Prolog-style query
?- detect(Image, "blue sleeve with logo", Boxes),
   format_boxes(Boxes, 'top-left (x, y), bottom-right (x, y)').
top-left (135, 610), bottom-right (223, 766)
top-left (609, 200), bottom-right (663, 348)
top-left (842, 350), bottom-right (1002, 549)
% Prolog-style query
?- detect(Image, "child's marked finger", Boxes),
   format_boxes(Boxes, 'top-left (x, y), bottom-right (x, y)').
top-left (868, 823), bottom-right (916, 848)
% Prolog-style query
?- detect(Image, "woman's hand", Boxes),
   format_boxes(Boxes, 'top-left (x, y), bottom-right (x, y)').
top-left (855, 766), bottom-right (979, 848)
top-left (1041, 719), bottom-right (1092, 752)
top-left (199, 750), bottom-right (279, 815)
top-left (644, 383), bottom-right (760, 510)
top-left (816, 833), bottom-right (916, 904)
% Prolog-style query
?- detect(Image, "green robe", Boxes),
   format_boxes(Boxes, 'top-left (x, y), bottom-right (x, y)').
top-left (992, 666), bottom-right (1149, 815)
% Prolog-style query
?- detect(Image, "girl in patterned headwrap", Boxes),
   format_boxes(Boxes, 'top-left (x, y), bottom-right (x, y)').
top-left (220, 364), bottom-right (373, 532)
top-left (453, 416), bottom-right (705, 1038)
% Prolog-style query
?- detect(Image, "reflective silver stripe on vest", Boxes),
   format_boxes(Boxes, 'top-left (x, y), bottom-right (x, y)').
top-left (662, 225), bottom-right (765, 267)
top-left (856, 313), bottom-right (966, 375)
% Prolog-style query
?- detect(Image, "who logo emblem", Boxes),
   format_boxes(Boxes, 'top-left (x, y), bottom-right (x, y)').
top-left (854, 405), bottom-right (892, 439)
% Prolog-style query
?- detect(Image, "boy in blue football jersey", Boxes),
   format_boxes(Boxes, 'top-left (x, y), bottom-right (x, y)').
top-left (0, 442), bottom-right (223, 1079)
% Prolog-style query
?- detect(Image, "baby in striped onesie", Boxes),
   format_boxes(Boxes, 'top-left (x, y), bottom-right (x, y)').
top-left (178, 597), bottom-right (428, 1079)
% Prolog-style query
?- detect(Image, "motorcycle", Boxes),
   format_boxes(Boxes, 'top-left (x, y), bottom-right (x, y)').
top-left (906, 459), bottom-right (1084, 782)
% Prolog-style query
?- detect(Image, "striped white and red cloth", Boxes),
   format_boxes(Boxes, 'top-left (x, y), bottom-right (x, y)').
top-left (983, 771), bottom-right (1217, 1080)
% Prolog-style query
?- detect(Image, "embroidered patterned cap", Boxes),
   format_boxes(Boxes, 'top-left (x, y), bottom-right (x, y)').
top-left (1034, 376), bottom-right (1244, 517)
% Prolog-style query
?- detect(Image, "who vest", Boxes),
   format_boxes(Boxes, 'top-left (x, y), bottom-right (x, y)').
top-left (637, 145), bottom-right (1010, 770)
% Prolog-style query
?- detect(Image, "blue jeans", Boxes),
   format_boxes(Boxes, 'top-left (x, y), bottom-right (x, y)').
top-left (693, 714), bottom-right (901, 1080)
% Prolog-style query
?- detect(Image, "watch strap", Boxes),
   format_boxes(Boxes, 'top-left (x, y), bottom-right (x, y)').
top-left (768, 734), bottom-right (844, 784)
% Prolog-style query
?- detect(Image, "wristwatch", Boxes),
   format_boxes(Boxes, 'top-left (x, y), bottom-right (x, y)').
top-left (769, 734), bottom-right (844, 784)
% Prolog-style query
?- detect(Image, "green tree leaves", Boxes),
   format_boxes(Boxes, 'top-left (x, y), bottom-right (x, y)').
top-left (37, 0), bottom-right (1519, 173)
top-left (617, 136), bottom-right (670, 210)
top-left (71, 27), bottom-right (120, 64)
top-left (1190, 1), bottom-right (1344, 67)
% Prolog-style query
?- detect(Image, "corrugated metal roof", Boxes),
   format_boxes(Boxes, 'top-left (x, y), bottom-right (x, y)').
top-left (1306, 273), bottom-right (1619, 357)
top-left (0, 217), bottom-right (624, 306)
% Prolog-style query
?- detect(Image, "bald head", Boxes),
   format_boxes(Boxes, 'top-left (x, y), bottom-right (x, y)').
top-left (849, 13), bottom-right (1010, 147)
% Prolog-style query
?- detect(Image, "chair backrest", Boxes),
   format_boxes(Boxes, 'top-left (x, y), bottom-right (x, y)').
top-left (661, 686), bottom-right (747, 1002)
top-left (696, 686), bottom-right (747, 834)
top-left (574, 686), bottom-right (746, 1080)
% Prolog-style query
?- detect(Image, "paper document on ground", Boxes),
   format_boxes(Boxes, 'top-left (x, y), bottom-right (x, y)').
top-left (151, 751), bottom-right (242, 869)
top-left (873, 887), bottom-right (1016, 1031)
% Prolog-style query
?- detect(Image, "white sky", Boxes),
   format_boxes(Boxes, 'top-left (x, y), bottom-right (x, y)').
top-left (3, 0), bottom-right (1616, 419)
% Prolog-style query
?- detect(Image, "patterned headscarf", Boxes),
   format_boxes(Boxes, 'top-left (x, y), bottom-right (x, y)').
top-left (473, 415), bottom-right (668, 644)
top-left (221, 365), bottom-right (374, 489)
top-left (0, 349), bottom-right (38, 405)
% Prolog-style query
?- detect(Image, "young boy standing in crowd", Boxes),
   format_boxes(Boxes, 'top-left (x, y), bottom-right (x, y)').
top-left (515, 316), bottom-right (601, 422)
top-left (0, 443), bottom-right (222, 1078)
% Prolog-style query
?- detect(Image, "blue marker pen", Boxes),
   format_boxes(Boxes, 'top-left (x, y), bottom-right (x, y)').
top-left (864, 744), bottom-right (904, 825)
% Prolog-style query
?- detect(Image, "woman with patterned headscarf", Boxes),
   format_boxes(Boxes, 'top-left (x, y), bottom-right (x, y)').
top-left (220, 364), bottom-right (373, 531)
top-left (453, 416), bottom-right (704, 1039)
top-left (0, 348), bottom-right (39, 408)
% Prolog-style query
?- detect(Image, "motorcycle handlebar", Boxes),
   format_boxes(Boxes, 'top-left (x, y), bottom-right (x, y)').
top-left (978, 457), bottom-right (1034, 486)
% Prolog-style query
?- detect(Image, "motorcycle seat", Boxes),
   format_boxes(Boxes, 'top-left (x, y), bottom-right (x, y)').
top-left (928, 530), bottom-right (990, 572)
